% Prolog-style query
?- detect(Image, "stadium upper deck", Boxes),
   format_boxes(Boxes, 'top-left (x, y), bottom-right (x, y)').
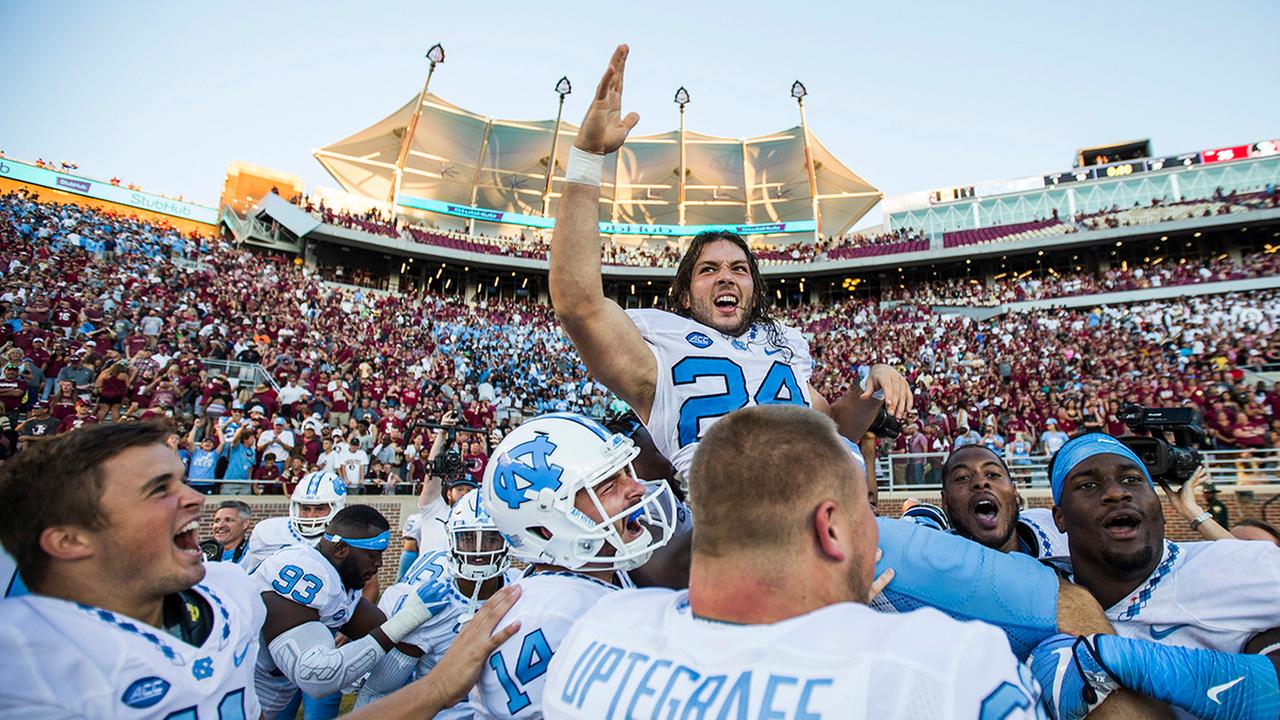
top-left (885, 139), bottom-right (1280, 236)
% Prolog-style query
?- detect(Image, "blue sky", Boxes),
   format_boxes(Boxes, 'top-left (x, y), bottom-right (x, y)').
top-left (1, 1), bottom-right (1275, 229)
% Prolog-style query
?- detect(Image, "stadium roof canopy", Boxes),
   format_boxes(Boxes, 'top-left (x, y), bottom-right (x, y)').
top-left (315, 94), bottom-right (881, 236)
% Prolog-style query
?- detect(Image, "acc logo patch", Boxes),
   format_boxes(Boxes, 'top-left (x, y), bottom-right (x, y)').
top-left (685, 332), bottom-right (713, 348)
top-left (333, 608), bottom-right (347, 623)
top-left (492, 435), bottom-right (564, 509)
top-left (122, 676), bottom-right (171, 709)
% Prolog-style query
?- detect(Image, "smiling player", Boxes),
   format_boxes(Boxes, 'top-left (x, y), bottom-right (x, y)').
top-left (0, 422), bottom-right (267, 718)
top-left (549, 44), bottom-right (910, 482)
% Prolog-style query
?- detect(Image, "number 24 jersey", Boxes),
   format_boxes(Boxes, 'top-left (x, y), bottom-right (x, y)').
top-left (626, 308), bottom-right (814, 478)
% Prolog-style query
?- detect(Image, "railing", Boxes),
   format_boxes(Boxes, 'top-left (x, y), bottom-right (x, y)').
top-left (199, 358), bottom-right (280, 394)
top-left (875, 448), bottom-right (1280, 491)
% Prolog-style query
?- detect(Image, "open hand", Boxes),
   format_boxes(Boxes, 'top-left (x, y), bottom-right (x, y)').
top-left (574, 44), bottom-right (640, 155)
top-left (1158, 465), bottom-right (1208, 523)
top-left (861, 363), bottom-right (912, 419)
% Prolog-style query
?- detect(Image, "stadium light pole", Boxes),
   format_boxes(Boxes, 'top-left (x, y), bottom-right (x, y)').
top-left (389, 43), bottom-right (446, 210)
top-left (542, 76), bottom-right (572, 217)
top-left (792, 80), bottom-right (822, 242)
top-left (675, 87), bottom-right (690, 228)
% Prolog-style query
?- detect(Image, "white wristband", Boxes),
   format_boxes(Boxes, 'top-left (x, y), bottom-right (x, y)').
top-left (565, 146), bottom-right (604, 187)
top-left (380, 592), bottom-right (431, 644)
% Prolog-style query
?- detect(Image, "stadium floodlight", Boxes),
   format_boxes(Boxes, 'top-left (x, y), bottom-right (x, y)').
top-left (675, 87), bottom-right (690, 224)
top-left (791, 80), bottom-right (819, 240)
top-left (390, 43), bottom-right (446, 207)
top-left (543, 76), bottom-right (574, 216)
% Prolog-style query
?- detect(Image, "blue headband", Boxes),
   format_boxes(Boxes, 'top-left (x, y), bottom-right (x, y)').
top-left (323, 530), bottom-right (390, 551)
top-left (1050, 433), bottom-right (1152, 504)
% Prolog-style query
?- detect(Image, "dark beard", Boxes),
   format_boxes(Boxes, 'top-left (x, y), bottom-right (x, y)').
top-left (1101, 543), bottom-right (1156, 575)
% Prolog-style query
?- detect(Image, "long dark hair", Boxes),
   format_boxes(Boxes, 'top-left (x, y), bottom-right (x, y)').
top-left (667, 231), bottom-right (787, 352)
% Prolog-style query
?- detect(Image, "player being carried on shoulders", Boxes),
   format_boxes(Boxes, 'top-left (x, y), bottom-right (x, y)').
top-left (548, 45), bottom-right (910, 483)
top-left (469, 411), bottom-right (678, 718)
top-left (355, 489), bottom-right (516, 714)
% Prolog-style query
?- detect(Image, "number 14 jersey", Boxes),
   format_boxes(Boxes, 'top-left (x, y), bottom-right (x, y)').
top-left (626, 309), bottom-right (814, 477)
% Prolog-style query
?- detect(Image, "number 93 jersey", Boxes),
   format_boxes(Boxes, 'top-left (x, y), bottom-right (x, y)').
top-left (0, 562), bottom-right (266, 719)
top-left (251, 544), bottom-right (360, 630)
top-left (626, 309), bottom-right (814, 478)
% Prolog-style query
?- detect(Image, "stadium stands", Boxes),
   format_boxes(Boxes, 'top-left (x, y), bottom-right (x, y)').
top-left (943, 218), bottom-right (1072, 249)
top-left (2, 189), bottom-right (1276, 495)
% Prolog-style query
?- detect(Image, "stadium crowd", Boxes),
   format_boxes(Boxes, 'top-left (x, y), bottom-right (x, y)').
top-left (1, 189), bottom-right (1277, 498)
top-left (883, 247), bottom-right (1280, 307)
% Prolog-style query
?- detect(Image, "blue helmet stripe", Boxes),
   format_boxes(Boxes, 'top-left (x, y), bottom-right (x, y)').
top-left (539, 412), bottom-right (609, 440)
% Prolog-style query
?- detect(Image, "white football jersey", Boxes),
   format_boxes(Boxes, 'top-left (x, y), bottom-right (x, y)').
top-left (626, 309), bottom-right (814, 477)
top-left (0, 562), bottom-right (265, 719)
top-left (402, 510), bottom-right (423, 544)
top-left (367, 550), bottom-right (475, 718)
top-left (252, 543), bottom-right (363, 715)
top-left (543, 588), bottom-right (1042, 719)
top-left (471, 571), bottom-right (622, 719)
top-left (1016, 508), bottom-right (1068, 559)
top-left (0, 541), bottom-right (27, 597)
top-left (1105, 539), bottom-right (1280, 653)
top-left (244, 515), bottom-right (316, 573)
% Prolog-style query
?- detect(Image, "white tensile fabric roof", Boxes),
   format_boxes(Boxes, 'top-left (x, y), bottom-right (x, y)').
top-left (315, 93), bottom-right (881, 234)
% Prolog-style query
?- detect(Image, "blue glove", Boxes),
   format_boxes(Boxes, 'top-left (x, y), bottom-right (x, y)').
top-left (1093, 633), bottom-right (1280, 720)
top-left (412, 577), bottom-right (453, 618)
top-left (382, 578), bottom-right (453, 643)
top-left (1029, 634), bottom-right (1119, 720)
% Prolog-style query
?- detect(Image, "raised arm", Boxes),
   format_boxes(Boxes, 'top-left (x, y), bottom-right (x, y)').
top-left (549, 44), bottom-right (657, 421)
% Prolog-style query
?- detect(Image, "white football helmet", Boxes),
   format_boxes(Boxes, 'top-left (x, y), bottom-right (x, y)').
top-left (290, 471), bottom-right (348, 538)
top-left (446, 489), bottom-right (510, 588)
top-left (482, 412), bottom-right (676, 572)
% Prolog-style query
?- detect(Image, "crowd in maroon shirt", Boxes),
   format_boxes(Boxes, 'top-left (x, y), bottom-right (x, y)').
top-left (1, 191), bottom-right (1276, 488)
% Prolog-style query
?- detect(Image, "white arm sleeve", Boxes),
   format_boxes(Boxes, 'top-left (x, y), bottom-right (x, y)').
top-left (268, 621), bottom-right (386, 697)
top-left (353, 647), bottom-right (419, 709)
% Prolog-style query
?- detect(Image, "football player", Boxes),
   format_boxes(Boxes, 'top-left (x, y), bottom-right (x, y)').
top-left (471, 411), bottom-right (678, 718)
top-left (0, 541), bottom-right (27, 597)
top-left (356, 489), bottom-right (514, 712)
top-left (253, 504), bottom-right (454, 718)
top-left (941, 444), bottom-right (1067, 558)
top-left (548, 45), bottom-right (911, 483)
top-left (242, 470), bottom-right (352, 719)
top-left (543, 405), bottom-right (1041, 717)
top-left (244, 470), bottom-right (348, 572)
top-left (0, 422), bottom-right (265, 717)
top-left (1030, 433), bottom-right (1280, 719)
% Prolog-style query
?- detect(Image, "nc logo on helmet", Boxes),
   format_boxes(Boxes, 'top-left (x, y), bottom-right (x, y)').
top-left (492, 435), bottom-right (564, 509)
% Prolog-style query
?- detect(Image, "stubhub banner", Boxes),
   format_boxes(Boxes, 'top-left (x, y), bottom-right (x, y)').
top-left (399, 194), bottom-right (815, 236)
top-left (0, 159), bottom-right (218, 225)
